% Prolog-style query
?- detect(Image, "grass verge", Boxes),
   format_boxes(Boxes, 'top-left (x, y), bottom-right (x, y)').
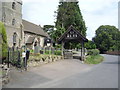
top-left (85, 55), bottom-right (104, 64)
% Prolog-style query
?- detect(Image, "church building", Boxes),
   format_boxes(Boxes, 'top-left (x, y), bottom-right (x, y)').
top-left (0, 0), bottom-right (49, 50)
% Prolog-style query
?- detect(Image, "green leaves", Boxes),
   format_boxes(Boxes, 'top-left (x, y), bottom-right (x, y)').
top-left (55, 1), bottom-right (87, 37)
top-left (0, 22), bottom-right (8, 59)
top-left (93, 25), bottom-right (120, 53)
top-left (84, 40), bottom-right (96, 49)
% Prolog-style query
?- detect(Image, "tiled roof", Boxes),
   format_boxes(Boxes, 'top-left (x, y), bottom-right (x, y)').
top-left (22, 19), bottom-right (49, 37)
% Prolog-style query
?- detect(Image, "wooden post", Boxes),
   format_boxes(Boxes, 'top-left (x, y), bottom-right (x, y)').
top-left (83, 42), bottom-right (85, 61)
top-left (81, 41), bottom-right (84, 61)
top-left (62, 41), bottom-right (64, 56)
top-left (7, 47), bottom-right (10, 68)
top-left (81, 42), bottom-right (83, 61)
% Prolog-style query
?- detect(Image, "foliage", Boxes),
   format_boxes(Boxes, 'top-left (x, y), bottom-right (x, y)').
top-left (0, 22), bottom-right (8, 60)
top-left (43, 25), bottom-right (55, 41)
top-left (55, 1), bottom-right (87, 37)
top-left (51, 26), bottom-right (66, 42)
top-left (44, 50), bottom-right (61, 55)
top-left (84, 40), bottom-right (96, 49)
top-left (30, 49), bottom-right (34, 53)
top-left (93, 25), bottom-right (120, 53)
top-left (54, 50), bottom-right (61, 55)
top-left (55, 44), bottom-right (62, 49)
top-left (87, 49), bottom-right (100, 56)
top-left (85, 55), bottom-right (104, 64)
top-left (43, 25), bottom-right (54, 32)
top-left (44, 50), bottom-right (51, 55)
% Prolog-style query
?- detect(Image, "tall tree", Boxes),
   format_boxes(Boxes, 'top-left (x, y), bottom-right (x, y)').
top-left (93, 25), bottom-right (120, 53)
top-left (43, 25), bottom-right (65, 42)
top-left (55, 0), bottom-right (87, 38)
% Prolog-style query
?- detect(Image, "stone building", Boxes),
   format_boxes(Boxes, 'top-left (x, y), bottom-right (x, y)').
top-left (0, 0), bottom-right (23, 47)
top-left (0, 0), bottom-right (49, 49)
top-left (23, 19), bottom-right (49, 50)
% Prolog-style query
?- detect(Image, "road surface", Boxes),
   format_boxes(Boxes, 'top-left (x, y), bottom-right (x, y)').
top-left (4, 54), bottom-right (118, 88)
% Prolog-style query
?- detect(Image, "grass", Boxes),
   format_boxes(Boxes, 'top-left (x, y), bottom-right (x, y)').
top-left (85, 55), bottom-right (104, 64)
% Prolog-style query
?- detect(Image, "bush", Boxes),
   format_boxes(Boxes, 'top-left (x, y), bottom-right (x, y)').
top-left (30, 49), bottom-right (34, 53)
top-left (54, 50), bottom-right (61, 55)
top-left (45, 50), bottom-right (51, 54)
top-left (0, 22), bottom-right (8, 61)
top-left (44, 50), bottom-right (61, 55)
top-left (85, 55), bottom-right (104, 64)
top-left (88, 49), bottom-right (100, 56)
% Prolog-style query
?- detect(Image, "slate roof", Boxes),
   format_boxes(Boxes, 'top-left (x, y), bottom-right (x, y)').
top-left (22, 19), bottom-right (49, 37)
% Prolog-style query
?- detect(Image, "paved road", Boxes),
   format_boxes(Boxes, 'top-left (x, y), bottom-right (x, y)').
top-left (4, 54), bottom-right (118, 88)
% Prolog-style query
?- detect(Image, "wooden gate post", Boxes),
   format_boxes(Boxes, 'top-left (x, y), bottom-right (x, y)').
top-left (62, 41), bottom-right (64, 56)
top-left (81, 41), bottom-right (85, 61)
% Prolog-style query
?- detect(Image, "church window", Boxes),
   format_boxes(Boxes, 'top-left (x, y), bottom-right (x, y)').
top-left (12, 2), bottom-right (16, 10)
top-left (13, 32), bottom-right (17, 45)
top-left (12, 19), bottom-right (16, 25)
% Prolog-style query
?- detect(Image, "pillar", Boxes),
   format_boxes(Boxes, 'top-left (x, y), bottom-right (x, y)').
top-left (62, 41), bottom-right (64, 56)
top-left (81, 41), bottom-right (85, 61)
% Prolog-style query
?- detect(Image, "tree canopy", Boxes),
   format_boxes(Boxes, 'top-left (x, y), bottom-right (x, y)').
top-left (54, 0), bottom-right (86, 42)
top-left (93, 25), bottom-right (120, 53)
top-left (84, 40), bottom-right (96, 49)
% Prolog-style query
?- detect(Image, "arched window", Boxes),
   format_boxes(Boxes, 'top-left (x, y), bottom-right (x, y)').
top-left (12, 2), bottom-right (16, 9)
top-left (13, 32), bottom-right (17, 45)
top-left (12, 19), bottom-right (15, 25)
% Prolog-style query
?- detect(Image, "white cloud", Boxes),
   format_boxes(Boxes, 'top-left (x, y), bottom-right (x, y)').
top-left (79, 0), bottom-right (118, 40)
top-left (22, 0), bottom-right (118, 40)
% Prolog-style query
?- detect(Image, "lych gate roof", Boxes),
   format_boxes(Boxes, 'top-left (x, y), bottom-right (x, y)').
top-left (58, 25), bottom-right (88, 43)
top-left (22, 19), bottom-right (49, 37)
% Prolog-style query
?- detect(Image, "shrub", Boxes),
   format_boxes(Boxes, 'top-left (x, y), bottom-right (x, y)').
top-left (30, 49), bottom-right (34, 53)
top-left (88, 49), bottom-right (100, 56)
top-left (54, 50), bottom-right (61, 55)
top-left (0, 22), bottom-right (8, 61)
top-left (44, 50), bottom-right (61, 55)
top-left (85, 55), bottom-right (104, 64)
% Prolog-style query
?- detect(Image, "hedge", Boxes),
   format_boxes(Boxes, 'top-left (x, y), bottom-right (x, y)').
top-left (88, 49), bottom-right (100, 56)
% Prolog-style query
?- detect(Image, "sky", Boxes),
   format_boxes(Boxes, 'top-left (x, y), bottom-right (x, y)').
top-left (22, 0), bottom-right (119, 40)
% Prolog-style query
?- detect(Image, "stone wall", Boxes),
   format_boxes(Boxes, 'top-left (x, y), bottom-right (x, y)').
top-left (28, 55), bottom-right (64, 67)
top-left (0, 64), bottom-right (10, 87)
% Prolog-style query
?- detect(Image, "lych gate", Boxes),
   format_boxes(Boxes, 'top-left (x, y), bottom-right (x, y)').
top-left (58, 25), bottom-right (88, 61)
